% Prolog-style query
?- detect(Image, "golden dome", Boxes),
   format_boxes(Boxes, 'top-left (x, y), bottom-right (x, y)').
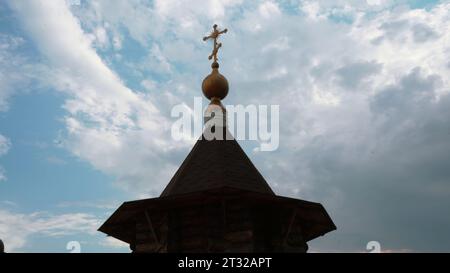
top-left (202, 62), bottom-right (229, 100)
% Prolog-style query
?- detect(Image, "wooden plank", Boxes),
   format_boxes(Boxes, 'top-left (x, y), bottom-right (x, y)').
top-left (226, 243), bottom-right (253, 253)
top-left (226, 221), bottom-right (252, 232)
top-left (225, 230), bottom-right (253, 243)
top-left (135, 242), bottom-right (159, 252)
top-left (180, 237), bottom-right (207, 249)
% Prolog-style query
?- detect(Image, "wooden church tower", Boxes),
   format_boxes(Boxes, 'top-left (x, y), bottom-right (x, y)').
top-left (99, 25), bottom-right (336, 253)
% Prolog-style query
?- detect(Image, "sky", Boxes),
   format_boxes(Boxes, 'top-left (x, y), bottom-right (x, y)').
top-left (0, 0), bottom-right (450, 253)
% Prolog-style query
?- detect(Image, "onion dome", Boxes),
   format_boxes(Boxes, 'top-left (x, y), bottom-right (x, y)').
top-left (202, 62), bottom-right (229, 100)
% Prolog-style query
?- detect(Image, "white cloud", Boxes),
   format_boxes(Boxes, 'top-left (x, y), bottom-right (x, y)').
top-left (258, 1), bottom-right (281, 18)
top-left (0, 167), bottom-right (6, 183)
top-left (155, 0), bottom-right (243, 22)
top-left (46, 155), bottom-right (67, 166)
top-left (0, 134), bottom-right (11, 182)
top-left (100, 237), bottom-right (129, 249)
top-left (149, 44), bottom-right (172, 74)
top-left (0, 33), bottom-right (42, 112)
top-left (0, 134), bottom-right (10, 157)
top-left (112, 34), bottom-right (122, 51)
top-left (57, 200), bottom-right (120, 210)
top-left (93, 26), bottom-right (109, 49)
top-left (0, 209), bottom-right (101, 252)
top-left (8, 0), bottom-right (186, 195)
top-left (301, 1), bottom-right (326, 21)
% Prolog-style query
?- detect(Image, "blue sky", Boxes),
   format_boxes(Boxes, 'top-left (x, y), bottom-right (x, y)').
top-left (1, 0), bottom-right (450, 252)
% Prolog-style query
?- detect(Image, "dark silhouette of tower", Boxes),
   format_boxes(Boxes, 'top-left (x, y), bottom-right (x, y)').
top-left (99, 25), bottom-right (335, 253)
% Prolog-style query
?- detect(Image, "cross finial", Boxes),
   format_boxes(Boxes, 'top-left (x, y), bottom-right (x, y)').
top-left (203, 24), bottom-right (227, 63)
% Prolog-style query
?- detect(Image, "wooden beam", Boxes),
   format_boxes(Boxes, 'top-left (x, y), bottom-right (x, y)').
top-left (144, 210), bottom-right (160, 246)
top-left (283, 209), bottom-right (297, 246)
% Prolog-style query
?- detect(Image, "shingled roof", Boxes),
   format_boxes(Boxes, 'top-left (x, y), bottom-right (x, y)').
top-left (160, 128), bottom-right (275, 197)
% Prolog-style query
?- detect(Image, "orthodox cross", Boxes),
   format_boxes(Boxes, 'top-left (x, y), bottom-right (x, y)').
top-left (203, 24), bottom-right (227, 62)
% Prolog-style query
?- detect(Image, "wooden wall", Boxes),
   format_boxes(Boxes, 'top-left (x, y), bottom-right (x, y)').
top-left (133, 199), bottom-right (308, 253)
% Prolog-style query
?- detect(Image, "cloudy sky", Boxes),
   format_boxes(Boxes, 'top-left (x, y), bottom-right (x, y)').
top-left (1, 0), bottom-right (450, 252)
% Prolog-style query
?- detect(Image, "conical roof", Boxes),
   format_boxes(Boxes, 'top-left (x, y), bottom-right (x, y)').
top-left (160, 129), bottom-right (275, 197)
